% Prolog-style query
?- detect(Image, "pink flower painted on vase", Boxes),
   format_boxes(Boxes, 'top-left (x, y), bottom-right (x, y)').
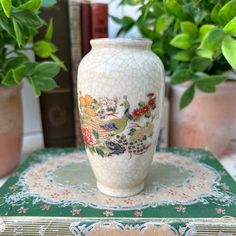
top-left (81, 128), bottom-right (96, 146)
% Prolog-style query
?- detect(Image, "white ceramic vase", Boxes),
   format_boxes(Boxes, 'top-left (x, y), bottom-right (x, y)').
top-left (77, 38), bottom-right (165, 197)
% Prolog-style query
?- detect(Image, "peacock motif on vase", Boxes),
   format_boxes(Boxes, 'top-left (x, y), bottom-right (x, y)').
top-left (79, 91), bottom-right (158, 158)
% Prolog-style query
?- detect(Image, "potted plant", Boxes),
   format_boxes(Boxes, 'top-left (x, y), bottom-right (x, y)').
top-left (0, 0), bottom-right (63, 177)
top-left (112, 0), bottom-right (236, 155)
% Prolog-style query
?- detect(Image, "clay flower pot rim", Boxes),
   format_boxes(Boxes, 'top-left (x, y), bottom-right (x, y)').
top-left (172, 80), bottom-right (236, 95)
top-left (90, 38), bottom-right (152, 49)
top-left (0, 85), bottom-right (22, 99)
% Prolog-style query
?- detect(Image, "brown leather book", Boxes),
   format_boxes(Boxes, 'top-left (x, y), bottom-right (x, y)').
top-left (91, 3), bottom-right (108, 39)
top-left (37, 0), bottom-right (76, 147)
top-left (80, 1), bottom-right (92, 56)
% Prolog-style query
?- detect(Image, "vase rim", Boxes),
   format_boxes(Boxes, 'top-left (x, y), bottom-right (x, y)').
top-left (90, 38), bottom-right (152, 49)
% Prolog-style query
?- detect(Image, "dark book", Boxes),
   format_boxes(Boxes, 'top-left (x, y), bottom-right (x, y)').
top-left (91, 3), bottom-right (108, 38)
top-left (0, 148), bottom-right (235, 234)
top-left (80, 1), bottom-right (92, 57)
top-left (37, 0), bottom-right (75, 147)
top-left (80, 2), bottom-right (108, 57)
top-left (68, 0), bottom-right (84, 147)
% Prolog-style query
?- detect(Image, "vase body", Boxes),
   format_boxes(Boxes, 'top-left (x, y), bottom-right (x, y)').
top-left (77, 38), bottom-right (165, 197)
top-left (170, 82), bottom-right (236, 156)
top-left (0, 85), bottom-right (23, 177)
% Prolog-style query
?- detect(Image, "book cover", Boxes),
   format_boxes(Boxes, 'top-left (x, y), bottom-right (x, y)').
top-left (69, 0), bottom-right (84, 148)
top-left (0, 148), bottom-right (235, 235)
top-left (38, 0), bottom-right (76, 147)
top-left (91, 3), bottom-right (108, 39)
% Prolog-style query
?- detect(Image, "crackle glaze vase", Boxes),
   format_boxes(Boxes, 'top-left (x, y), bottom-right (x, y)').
top-left (77, 38), bottom-right (165, 197)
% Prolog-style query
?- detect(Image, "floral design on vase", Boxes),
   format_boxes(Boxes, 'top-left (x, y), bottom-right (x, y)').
top-left (79, 92), bottom-right (157, 158)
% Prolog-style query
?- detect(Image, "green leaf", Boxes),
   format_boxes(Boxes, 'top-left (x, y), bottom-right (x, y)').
top-left (210, 3), bottom-right (221, 23)
top-left (32, 75), bottom-right (58, 91)
top-left (223, 16), bottom-right (236, 37)
top-left (115, 16), bottom-right (135, 36)
top-left (92, 130), bottom-right (99, 139)
top-left (171, 69), bottom-right (192, 84)
top-left (120, 0), bottom-right (142, 5)
top-left (95, 148), bottom-right (104, 157)
top-left (180, 84), bottom-right (195, 109)
top-left (180, 21), bottom-right (198, 38)
top-left (110, 15), bottom-right (124, 25)
top-left (4, 55), bottom-right (28, 72)
top-left (2, 65), bottom-right (26, 85)
top-left (25, 61), bottom-right (38, 75)
top-left (50, 54), bottom-right (67, 71)
top-left (17, 0), bottom-right (42, 12)
top-left (32, 61), bottom-right (60, 78)
top-left (155, 14), bottom-right (174, 36)
top-left (199, 24), bottom-right (216, 41)
top-left (0, 14), bottom-right (15, 37)
top-left (196, 75), bottom-right (227, 92)
top-left (45, 18), bottom-right (53, 41)
top-left (222, 35), bottom-right (236, 68)
top-left (138, 101), bottom-right (145, 107)
top-left (190, 57), bottom-right (211, 71)
top-left (12, 18), bottom-right (23, 46)
top-left (2, 70), bottom-right (16, 86)
top-left (218, 0), bottom-right (236, 26)
top-left (11, 10), bottom-right (43, 29)
top-left (197, 83), bottom-right (216, 93)
top-left (33, 40), bottom-right (57, 58)
top-left (28, 76), bottom-right (41, 96)
top-left (0, 0), bottom-right (12, 17)
top-left (197, 28), bottom-right (225, 59)
top-left (174, 51), bottom-right (190, 61)
top-left (170, 33), bottom-right (192, 50)
top-left (12, 65), bottom-right (26, 84)
top-left (164, 0), bottom-right (185, 19)
top-left (41, 0), bottom-right (57, 7)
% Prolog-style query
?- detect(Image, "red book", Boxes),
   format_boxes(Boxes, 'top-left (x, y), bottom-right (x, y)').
top-left (91, 3), bottom-right (108, 38)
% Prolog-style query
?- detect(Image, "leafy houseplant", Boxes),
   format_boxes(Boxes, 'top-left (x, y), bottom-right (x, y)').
top-left (112, 0), bottom-right (236, 108)
top-left (0, 0), bottom-right (63, 177)
top-left (0, 0), bottom-right (63, 95)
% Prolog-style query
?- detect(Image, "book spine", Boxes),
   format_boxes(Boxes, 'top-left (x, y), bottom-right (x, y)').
top-left (68, 0), bottom-right (84, 147)
top-left (91, 3), bottom-right (108, 39)
top-left (80, 2), bottom-right (92, 57)
top-left (38, 0), bottom-right (75, 147)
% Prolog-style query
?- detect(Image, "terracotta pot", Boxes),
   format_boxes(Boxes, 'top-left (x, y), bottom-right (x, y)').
top-left (170, 81), bottom-right (236, 156)
top-left (77, 38), bottom-right (165, 197)
top-left (0, 85), bottom-right (23, 177)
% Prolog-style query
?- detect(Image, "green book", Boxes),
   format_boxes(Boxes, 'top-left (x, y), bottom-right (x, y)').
top-left (0, 148), bottom-right (235, 235)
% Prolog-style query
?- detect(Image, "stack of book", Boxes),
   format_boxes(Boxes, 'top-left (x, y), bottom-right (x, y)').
top-left (38, 0), bottom-right (108, 148)
top-left (0, 148), bottom-right (235, 234)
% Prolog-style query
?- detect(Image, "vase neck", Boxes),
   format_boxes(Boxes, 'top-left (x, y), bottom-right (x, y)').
top-left (90, 38), bottom-right (152, 50)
